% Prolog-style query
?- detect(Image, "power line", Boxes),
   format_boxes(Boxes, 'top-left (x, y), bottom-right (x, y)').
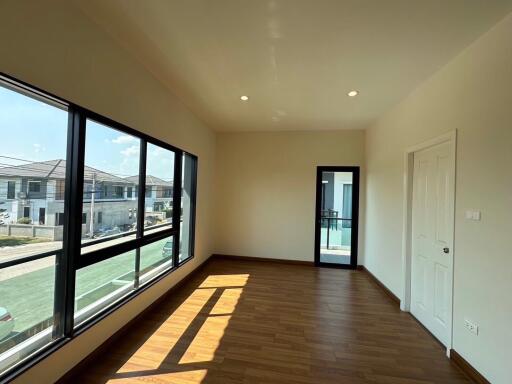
top-left (0, 155), bottom-right (42, 163)
top-left (0, 159), bottom-right (174, 181)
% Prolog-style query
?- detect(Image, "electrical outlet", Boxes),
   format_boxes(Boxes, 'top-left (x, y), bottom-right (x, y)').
top-left (465, 210), bottom-right (482, 221)
top-left (464, 319), bottom-right (479, 335)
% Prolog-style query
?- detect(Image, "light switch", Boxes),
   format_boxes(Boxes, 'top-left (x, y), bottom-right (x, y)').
top-left (465, 210), bottom-right (473, 220)
top-left (472, 211), bottom-right (481, 221)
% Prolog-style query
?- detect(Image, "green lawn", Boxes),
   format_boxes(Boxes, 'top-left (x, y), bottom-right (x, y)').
top-left (0, 236), bottom-right (50, 247)
top-left (0, 237), bottom-right (171, 335)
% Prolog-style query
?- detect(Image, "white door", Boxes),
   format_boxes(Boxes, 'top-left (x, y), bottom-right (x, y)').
top-left (411, 140), bottom-right (455, 346)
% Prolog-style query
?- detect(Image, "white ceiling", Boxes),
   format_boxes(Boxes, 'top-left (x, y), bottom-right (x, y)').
top-left (75, 0), bottom-right (512, 132)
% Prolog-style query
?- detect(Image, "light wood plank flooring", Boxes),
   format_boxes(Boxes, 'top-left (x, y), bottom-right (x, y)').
top-left (66, 258), bottom-right (470, 383)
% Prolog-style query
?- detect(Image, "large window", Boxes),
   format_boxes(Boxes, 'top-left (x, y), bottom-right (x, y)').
top-left (0, 78), bottom-right (68, 377)
top-left (0, 74), bottom-right (198, 380)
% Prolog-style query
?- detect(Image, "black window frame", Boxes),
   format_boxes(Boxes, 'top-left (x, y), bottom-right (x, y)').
top-left (0, 72), bottom-right (198, 382)
top-left (180, 153), bottom-right (198, 262)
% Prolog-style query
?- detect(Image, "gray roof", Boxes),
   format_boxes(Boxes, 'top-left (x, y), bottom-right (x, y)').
top-left (0, 159), bottom-right (132, 184)
top-left (125, 175), bottom-right (173, 187)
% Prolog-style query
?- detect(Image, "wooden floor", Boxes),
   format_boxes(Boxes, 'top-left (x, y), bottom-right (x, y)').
top-left (67, 258), bottom-right (470, 384)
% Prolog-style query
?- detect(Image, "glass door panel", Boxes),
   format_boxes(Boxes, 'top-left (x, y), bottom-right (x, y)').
top-left (315, 167), bottom-right (359, 268)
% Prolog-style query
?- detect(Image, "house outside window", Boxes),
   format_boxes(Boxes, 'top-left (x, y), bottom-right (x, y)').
top-left (114, 186), bottom-right (124, 198)
top-left (7, 181), bottom-right (15, 199)
top-left (55, 212), bottom-right (65, 226)
top-left (83, 183), bottom-right (93, 200)
top-left (163, 187), bottom-right (172, 198)
top-left (28, 181), bottom-right (41, 193)
top-left (55, 179), bottom-right (65, 200)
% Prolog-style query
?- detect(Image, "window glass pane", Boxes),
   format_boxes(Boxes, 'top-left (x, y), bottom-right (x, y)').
top-left (0, 256), bottom-right (56, 374)
top-left (139, 236), bottom-right (174, 285)
top-left (144, 143), bottom-right (174, 233)
top-left (320, 171), bottom-right (353, 265)
top-left (179, 154), bottom-right (197, 263)
top-left (81, 120), bottom-right (140, 254)
top-left (0, 76), bottom-right (68, 376)
top-left (74, 250), bottom-right (135, 326)
top-left (0, 84), bottom-right (67, 257)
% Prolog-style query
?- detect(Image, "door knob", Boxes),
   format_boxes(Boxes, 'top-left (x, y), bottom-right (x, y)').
top-left (443, 247), bottom-right (450, 254)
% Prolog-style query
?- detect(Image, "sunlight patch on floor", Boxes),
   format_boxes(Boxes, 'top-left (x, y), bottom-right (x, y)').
top-left (115, 273), bottom-right (248, 374)
top-left (108, 369), bottom-right (208, 383)
top-left (210, 287), bottom-right (243, 315)
top-left (178, 315), bottom-right (231, 364)
top-left (198, 273), bottom-right (249, 288)
top-left (116, 287), bottom-right (217, 372)
top-left (180, 286), bottom-right (244, 364)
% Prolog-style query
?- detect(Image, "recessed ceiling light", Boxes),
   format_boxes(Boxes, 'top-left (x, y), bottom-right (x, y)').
top-left (347, 90), bottom-right (359, 97)
top-left (240, 95), bottom-right (249, 101)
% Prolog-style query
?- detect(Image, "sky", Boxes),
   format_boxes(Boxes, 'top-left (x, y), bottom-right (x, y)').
top-left (0, 85), bottom-right (174, 181)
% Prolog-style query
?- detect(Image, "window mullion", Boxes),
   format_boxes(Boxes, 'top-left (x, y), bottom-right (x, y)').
top-left (53, 105), bottom-right (86, 338)
top-left (134, 139), bottom-right (147, 289)
top-left (172, 152), bottom-right (183, 267)
top-left (186, 155), bottom-right (198, 257)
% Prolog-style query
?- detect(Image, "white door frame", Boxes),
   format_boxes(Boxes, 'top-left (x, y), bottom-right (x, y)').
top-left (400, 130), bottom-right (457, 354)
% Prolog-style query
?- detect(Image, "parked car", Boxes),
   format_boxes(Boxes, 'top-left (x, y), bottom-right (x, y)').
top-left (144, 216), bottom-right (159, 226)
top-left (0, 307), bottom-right (14, 342)
top-left (92, 226), bottom-right (121, 239)
top-left (162, 240), bottom-right (173, 259)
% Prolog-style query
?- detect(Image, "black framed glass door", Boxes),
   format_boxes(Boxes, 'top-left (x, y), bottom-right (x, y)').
top-left (314, 166), bottom-right (359, 268)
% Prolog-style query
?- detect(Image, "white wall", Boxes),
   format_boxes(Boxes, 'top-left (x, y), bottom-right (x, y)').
top-left (332, 172), bottom-right (352, 216)
top-left (364, 12), bottom-right (512, 384)
top-left (214, 130), bottom-right (365, 263)
top-left (0, 1), bottom-right (216, 382)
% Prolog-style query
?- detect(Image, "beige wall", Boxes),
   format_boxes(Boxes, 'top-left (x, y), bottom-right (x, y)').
top-left (364, 12), bottom-right (512, 384)
top-left (214, 130), bottom-right (365, 263)
top-left (0, 1), bottom-right (216, 382)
